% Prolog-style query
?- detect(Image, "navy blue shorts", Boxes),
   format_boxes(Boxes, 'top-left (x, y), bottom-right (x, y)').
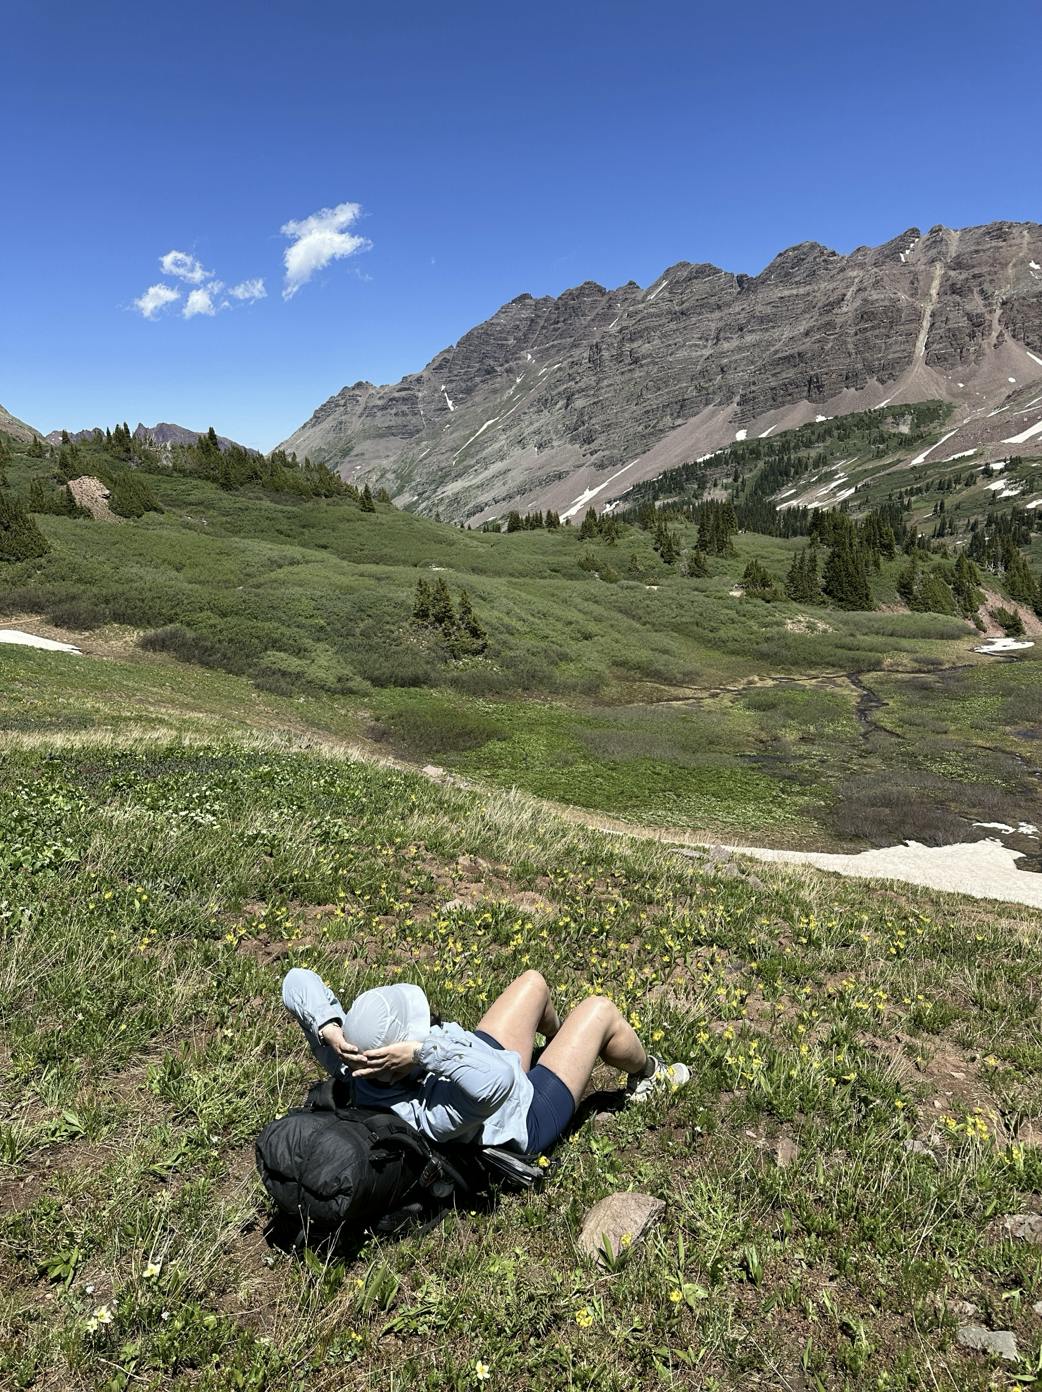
top-left (474, 1029), bottom-right (575, 1153)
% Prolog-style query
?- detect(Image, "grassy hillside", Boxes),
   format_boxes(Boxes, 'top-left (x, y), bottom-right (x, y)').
top-left (0, 728), bottom-right (1040, 1391)
top-left (0, 421), bottom-right (1039, 850)
top-left (0, 441), bottom-right (974, 702)
top-left (623, 401), bottom-right (1042, 538)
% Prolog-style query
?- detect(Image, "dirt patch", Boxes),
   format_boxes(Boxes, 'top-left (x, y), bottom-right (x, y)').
top-left (863, 1032), bottom-right (1004, 1131)
top-left (68, 475), bottom-right (119, 522)
top-left (0, 613), bottom-right (144, 660)
top-left (978, 588), bottom-right (1042, 638)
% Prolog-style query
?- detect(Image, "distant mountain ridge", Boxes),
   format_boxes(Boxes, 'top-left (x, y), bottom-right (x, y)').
top-left (0, 404), bottom-right (43, 443)
top-left (44, 422), bottom-right (245, 452)
top-left (279, 221), bottom-right (1042, 522)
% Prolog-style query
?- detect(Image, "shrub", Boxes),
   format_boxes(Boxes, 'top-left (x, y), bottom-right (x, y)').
top-left (371, 701), bottom-right (509, 755)
top-left (990, 606), bottom-right (1025, 637)
top-left (46, 596), bottom-right (110, 630)
top-left (138, 624), bottom-right (246, 673)
top-left (0, 491), bottom-right (50, 562)
top-left (364, 647), bottom-right (442, 688)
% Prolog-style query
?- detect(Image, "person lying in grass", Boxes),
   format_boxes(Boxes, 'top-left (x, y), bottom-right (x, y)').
top-left (282, 968), bottom-right (689, 1155)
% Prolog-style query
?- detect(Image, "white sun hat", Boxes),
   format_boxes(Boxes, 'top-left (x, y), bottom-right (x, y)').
top-left (343, 983), bottom-right (432, 1052)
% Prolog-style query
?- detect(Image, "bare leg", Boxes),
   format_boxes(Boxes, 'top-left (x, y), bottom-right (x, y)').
top-left (536, 996), bottom-right (648, 1107)
top-left (475, 970), bottom-right (561, 1070)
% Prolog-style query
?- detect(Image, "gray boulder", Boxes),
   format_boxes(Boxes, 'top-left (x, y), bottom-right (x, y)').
top-left (577, 1192), bottom-right (665, 1266)
top-left (956, 1325), bottom-right (1018, 1362)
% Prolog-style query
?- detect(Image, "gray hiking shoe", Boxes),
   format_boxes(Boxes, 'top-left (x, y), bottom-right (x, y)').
top-left (626, 1055), bottom-right (691, 1102)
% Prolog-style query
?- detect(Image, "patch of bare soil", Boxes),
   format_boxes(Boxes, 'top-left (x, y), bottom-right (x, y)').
top-left (979, 588), bottom-right (1042, 637)
top-left (863, 1032), bottom-right (1006, 1135)
top-left (0, 612), bottom-right (143, 660)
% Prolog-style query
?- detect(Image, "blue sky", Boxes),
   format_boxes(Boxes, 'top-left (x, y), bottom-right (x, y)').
top-left (3, 0), bottom-right (1037, 450)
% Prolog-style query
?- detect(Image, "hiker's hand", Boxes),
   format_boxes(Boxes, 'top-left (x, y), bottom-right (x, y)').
top-left (318, 1022), bottom-right (366, 1069)
top-left (354, 1041), bottom-right (422, 1082)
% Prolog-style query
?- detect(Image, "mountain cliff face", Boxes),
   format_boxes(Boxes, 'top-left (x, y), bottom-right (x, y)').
top-left (279, 222), bottom-right (1042, 521)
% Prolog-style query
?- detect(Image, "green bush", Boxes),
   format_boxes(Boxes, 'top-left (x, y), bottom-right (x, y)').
top-left (371, 701), bottom-right (508, 754)
top-left (46, 596), bottom-right (110, 630)
top-left (0, 491), bottom-right (49, 562)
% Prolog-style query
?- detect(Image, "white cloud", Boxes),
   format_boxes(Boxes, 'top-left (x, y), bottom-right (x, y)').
top-left (183, 283), bottom-right (222, 318)
top-left (280, 201), bottom-right (371, 299)
top-left (134, 283), bottom-right (181, 319)
top-left (228, 277), bottom-right (266, 302)
top-left (161, 250), bottom-right (214, 284)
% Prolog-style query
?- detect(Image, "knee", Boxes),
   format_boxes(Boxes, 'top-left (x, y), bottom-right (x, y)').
top-left (281, 967), bottom-right (307, 1006)
top-left (577, 994), bottom-right (621, 1027)
top-left (518, 968), bottom-right (549, 995)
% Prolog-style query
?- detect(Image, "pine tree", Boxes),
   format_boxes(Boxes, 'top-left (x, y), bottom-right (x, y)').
top-left (784, 548), bottom-right (819, 602)
top-left (918, 571), bottom-right (958, 615)
top-left (505, 511), bottom-right (523, 533)
top-left (0, 491), bottom-right (50, 561)
top-left (359, 484), bottom-right (376, 513)
top-left (28, 476), bottom-right (51, 514)
top-left (741, 559), bottom-right (778, 600)
top-left (952, 553), bottom-right (982, 618)
top-left (428, 576), bottom-right (456, 634)
top-left (684, 548), bottom-right (709, 578)
top-left (456, 589), bottom-right (488, 655)
top-left (578, 507), bottom-right (600, 540)
top-left (1005, 548), bottom-right (1038, 606)
top-left (822, 531), bottom-right (872, 610)
top-left (412, 578), bottom-right (432, 624)
top-left (653, 522), bottom-right (681, 565)
top-left (545, 510), bottom-right (560, 529)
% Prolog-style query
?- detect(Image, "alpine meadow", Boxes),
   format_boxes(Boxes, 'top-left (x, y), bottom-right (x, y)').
top-left (3, 5), bottom-right (1042, 1387)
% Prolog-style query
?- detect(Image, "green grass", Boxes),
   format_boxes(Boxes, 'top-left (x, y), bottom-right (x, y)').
top-left (1, 731), bottom-right (1040, 1390)
top-left (0, 434), bottom-right (976, 711)
top-left (368, 652), bottom-right (1042, 847)
top-left (1, 426), bottom-right (1038, 853)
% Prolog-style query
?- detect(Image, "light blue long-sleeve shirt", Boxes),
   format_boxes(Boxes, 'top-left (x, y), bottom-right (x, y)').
top-left (281, 968), bottom-right (533, 1149)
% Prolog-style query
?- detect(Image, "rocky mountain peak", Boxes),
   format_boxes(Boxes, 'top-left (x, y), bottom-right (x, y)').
top-left (279, 220), bottom-right (1042, 522)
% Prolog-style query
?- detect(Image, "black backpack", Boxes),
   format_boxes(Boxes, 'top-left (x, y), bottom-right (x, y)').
top-left (256, 1079), bottom-right (543, 1239)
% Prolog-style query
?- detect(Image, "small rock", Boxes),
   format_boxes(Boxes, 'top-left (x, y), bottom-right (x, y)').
top-left (904, 1138), bottom-right (938, 1161)
top-left (421, 764), bottom-right (445, 778)
top-left (772, 1137), bottom-right (799, 1169)
top-left (577, 1192), bottom-right (665, 1266)
top-left (1033, 1300), bottom-right (1042, 1317)
top-left (708, 845), bottom-right (732, 864)
top-left (716, 861), bottom-right (743, 881)
top-left (442, 897), bottom-right (469, 913)
top-left (949, 1298), bottom-right (980, 1317)
top-left (998, 1213), bottom-right (1042, 1245)
top-left (746, 874), bottom-right (766, 891)
top-left (956, 1325), bottom-right (1018, 1362)
top-left (591, 1111), bottom-right (616, 1131)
